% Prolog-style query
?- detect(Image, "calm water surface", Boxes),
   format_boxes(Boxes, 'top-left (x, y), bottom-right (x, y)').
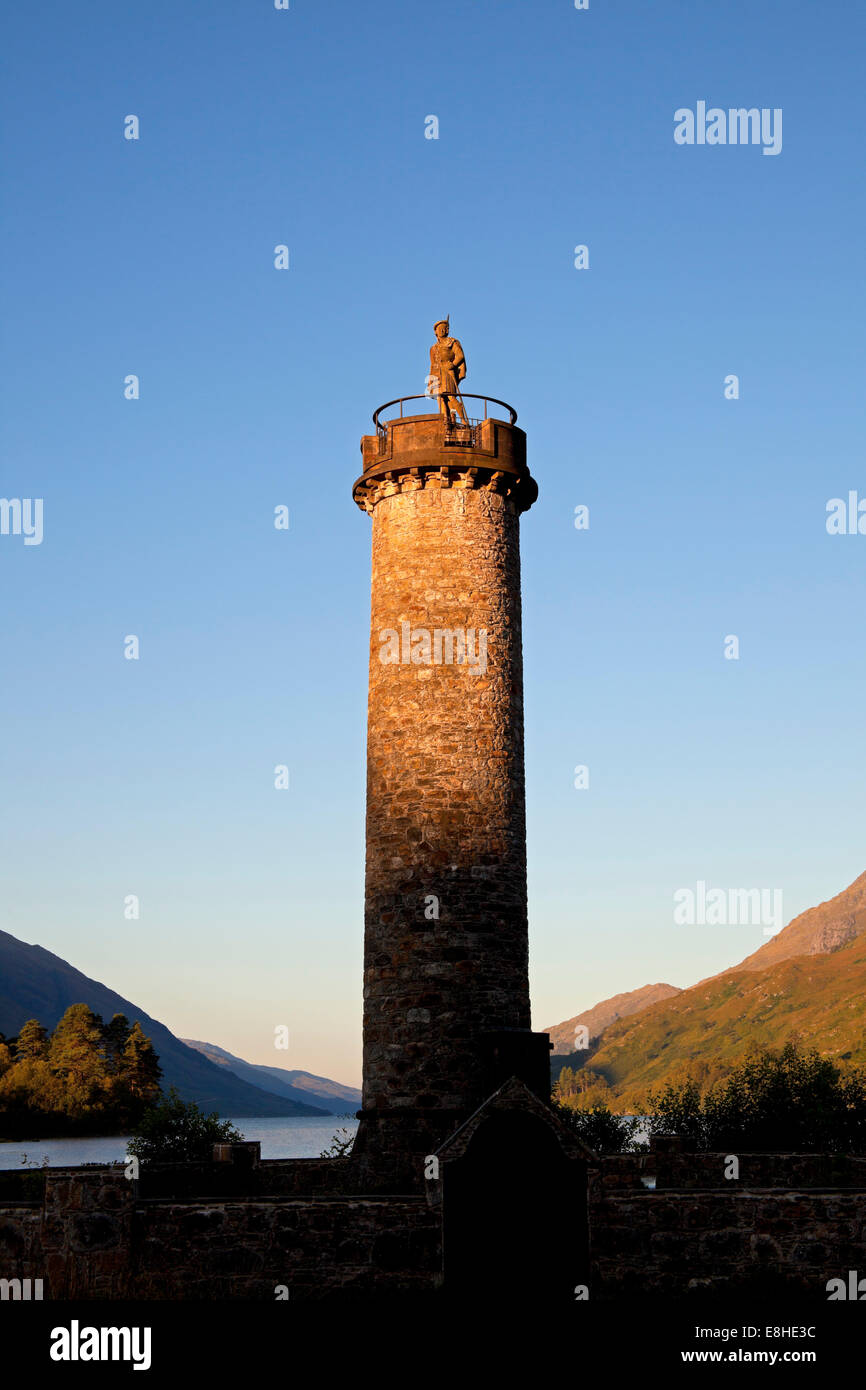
top-left (0, 1115), bottom-right (358, 1170)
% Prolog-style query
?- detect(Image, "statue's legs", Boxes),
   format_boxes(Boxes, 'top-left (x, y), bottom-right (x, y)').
top-left (439, 393), bottom-right (468, 426)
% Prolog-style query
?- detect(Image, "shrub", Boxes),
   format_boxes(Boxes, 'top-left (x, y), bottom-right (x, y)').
top-left (320, 1120), bottom-right (356, 1158)
top-left (128, 1088), bottom-right (243, 1163)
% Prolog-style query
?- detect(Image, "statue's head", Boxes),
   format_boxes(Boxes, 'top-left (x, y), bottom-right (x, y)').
top-left (434, 318), bottom-right (449, 339)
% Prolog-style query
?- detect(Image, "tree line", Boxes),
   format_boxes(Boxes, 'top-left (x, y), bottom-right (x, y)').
top-left (553, 1042), bottom-right (866, 1153)
top-left (0, 1004), bottom-right (162, 1137)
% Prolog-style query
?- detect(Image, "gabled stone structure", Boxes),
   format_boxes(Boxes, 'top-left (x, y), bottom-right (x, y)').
top-left (426, 1076), bottom-right (592, 1299)
top-left (428, 1075), bottom-right (595, 1182)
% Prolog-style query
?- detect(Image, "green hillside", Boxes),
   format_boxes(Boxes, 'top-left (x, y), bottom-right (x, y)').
top-left (564, 929), bottom-right (866, 1111)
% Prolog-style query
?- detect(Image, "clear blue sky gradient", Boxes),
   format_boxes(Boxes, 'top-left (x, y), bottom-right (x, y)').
top-left (2, 1), bottom-right (864, 1084)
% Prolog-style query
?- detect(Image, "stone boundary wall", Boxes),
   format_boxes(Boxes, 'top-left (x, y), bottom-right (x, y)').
top-left (0, 1168), bottom-right (441, 1300)
top-left (588, 1186), bottom-right (866, 1300)
top-left (597, 1151), bottom-right (866, 1191)
top-left (588, 1155), bottom-right (866, 1300)
top-left (133, 1195), bottom-right (440, 1300)
top-left (1, 1155), bottom-right (865, 1300)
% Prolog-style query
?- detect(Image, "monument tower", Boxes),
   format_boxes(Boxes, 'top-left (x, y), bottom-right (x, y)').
top-left (351, 322), bottom-right (548, 1182)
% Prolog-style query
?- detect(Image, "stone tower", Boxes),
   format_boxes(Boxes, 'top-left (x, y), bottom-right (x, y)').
top-left (352, 391), bottom-right (547, 1183)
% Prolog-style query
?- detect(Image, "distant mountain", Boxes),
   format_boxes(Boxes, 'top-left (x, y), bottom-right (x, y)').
top-left (715, 869), bottom-right (866, 978)
top-left (0, 929), bottom-right (327, 1118)
top-left (549, 870), bottom-right (866, 1108)
top-left (182, 1040), bottom-right (360, 1115)
top-left (545, 983), bottom-right (682, 1056)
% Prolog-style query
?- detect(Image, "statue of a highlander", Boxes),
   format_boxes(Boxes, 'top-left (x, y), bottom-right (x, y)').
top-left (428, 317), bottom-right (469, 427)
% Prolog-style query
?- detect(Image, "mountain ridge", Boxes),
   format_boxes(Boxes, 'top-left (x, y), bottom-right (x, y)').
top-left (545, 982), bottom-right (682, 1056)
top-left (181, 1039), bottom-right (360, 1115)
top-left (548, 870), bottom-right (866, 1107)
top-left (710, 868), bottom-right (866, 979)
top-left (0, 928), bottom-right (328, 1118)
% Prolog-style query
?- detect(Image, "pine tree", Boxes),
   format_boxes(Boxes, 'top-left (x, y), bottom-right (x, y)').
top-left (102, 1013), bottom-right (132, 1071)
top-left (15, 1019), bottom-right (49, 1060)
top-left (48, 1004), bottom-right (109, 1114)
top-left (119, 1022), bottom-right (162, 1104)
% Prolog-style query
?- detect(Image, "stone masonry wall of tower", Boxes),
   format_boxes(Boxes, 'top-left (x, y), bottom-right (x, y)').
top-left (353, 407), bottom-right (540, 1166)
top-left (364, 482), bottom-right (530, 1114)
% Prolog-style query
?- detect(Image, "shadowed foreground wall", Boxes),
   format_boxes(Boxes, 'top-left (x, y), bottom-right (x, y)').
top-left (2, 1153), bottom-right (865, 1300)
top-left (589, 1153), bottom-right (866, 1299)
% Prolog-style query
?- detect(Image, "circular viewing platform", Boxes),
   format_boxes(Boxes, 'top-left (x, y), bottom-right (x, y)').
top-left (353, 394), bottom-right (537, 515)
top-left (372, 393), bottom-right (518, 431)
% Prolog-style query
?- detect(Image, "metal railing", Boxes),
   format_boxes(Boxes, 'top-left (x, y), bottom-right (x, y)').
top-left (372, 393), bottom-right (518, 434)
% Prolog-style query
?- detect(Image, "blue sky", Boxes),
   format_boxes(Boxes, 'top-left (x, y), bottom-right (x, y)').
top-left (1, 1), bottom-right (864, 1085)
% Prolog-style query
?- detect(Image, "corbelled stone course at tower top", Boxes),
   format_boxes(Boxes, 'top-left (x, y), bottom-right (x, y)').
top-left (353, 406), bottom-right (537, 515)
